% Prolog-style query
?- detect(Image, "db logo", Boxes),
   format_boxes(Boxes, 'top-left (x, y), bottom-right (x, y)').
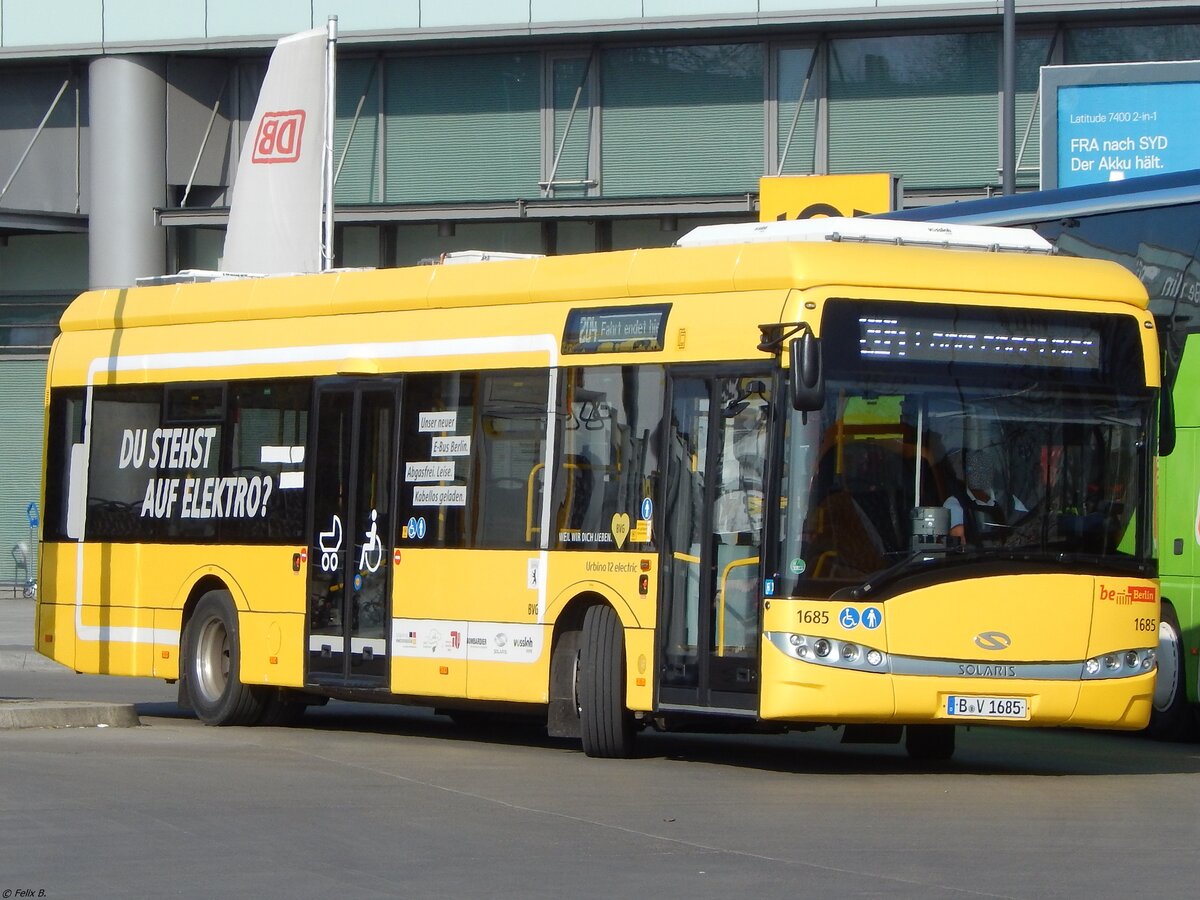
top-left (252, 110), bottom-right (306, 164)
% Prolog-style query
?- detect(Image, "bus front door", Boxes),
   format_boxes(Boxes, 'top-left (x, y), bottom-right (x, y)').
top-left (307, 382), bottom-right (398, 687)
top-left (659, 372), bottom-right (770, 712)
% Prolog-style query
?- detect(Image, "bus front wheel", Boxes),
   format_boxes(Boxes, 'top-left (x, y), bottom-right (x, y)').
top-left (183, 590), bottom-right (266, 726)
top-left (579, 605), bottom-right (635, 758)
top-left (1147, 603), bottom-right (1196, 741)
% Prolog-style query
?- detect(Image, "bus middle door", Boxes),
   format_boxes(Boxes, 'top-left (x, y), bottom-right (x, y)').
top-left (307, 381), bottom-right (398, 688)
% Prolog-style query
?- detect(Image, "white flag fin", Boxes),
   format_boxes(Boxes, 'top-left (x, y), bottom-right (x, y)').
top-left (221, 25), bottom-right (331, 274)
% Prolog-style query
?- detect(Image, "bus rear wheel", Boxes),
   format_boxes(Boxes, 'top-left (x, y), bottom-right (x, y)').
top-left (579, 605), bottom-right (635, 758)
top-left (1146, 603), bottom-right (1196, 741)
top-left (184, 590), bottom-right (266, 726)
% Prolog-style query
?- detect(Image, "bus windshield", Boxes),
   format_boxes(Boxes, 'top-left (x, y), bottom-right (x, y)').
top-left (776, 303), bottom-right (1154, 599)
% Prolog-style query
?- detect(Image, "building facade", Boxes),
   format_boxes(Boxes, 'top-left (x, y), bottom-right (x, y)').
top-left (1, 0), bottom-right (1198, 581)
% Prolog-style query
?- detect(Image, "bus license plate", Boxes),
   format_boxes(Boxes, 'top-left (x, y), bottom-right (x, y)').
top-left (946, 695), bottom-right (1027, 719)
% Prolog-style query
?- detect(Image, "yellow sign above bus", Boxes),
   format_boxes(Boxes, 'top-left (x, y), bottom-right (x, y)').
top-left (759, 173), bottom-right (900, 222)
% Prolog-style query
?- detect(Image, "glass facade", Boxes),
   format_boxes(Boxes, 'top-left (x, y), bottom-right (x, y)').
top-left (383, 53), bottom-right (541, 204)
top-left (600, 45), bottom-right (764, 197)
top-left (315, 20), bottom-right (1200, 215)
top-left (828, 33), bottom-right (1000, 191)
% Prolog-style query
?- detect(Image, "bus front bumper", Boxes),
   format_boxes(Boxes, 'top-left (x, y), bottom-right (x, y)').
top-left (759, 636), bottom-right (1154, 730)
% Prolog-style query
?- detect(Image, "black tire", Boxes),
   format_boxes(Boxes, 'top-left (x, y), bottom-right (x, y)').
top-left (1146, 602), bottom-right (1196, 741)
top-left (183, 590), bottom-right (266, 726)
top-left (579, 605), bottom-right (635, 758)
top-left (905, 724), bottom-right (956, 761)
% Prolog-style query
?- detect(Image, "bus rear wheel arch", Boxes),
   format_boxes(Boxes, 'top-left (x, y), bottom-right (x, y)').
top-left (182, 589), bottom-right (266, 726)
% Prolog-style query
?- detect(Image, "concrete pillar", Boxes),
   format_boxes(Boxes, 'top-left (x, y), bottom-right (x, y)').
top-left (88, 55), bottom-right (167, 289)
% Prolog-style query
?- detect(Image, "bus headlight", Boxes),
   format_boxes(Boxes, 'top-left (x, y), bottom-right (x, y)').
top-left (765, 632), bottom-right (889, 673)
top-left (1082, 648), bottom-right (1156, 679)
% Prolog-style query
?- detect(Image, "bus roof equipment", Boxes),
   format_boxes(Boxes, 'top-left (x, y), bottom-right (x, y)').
top-left (676, 217), bottom-right (1052, 254)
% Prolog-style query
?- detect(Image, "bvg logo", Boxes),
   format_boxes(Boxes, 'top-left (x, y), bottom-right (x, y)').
top-left (252, 110), bottom-right (306, 164)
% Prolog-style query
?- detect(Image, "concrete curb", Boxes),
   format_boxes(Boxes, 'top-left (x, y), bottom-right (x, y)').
top-left (0, 699), bottom-right (142, 730)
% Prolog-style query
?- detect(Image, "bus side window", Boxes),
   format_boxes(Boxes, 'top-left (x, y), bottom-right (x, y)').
top-left (476, 372), bottom-right (550, 548)
top-left (397, 373), bottom-right (475, 549)
top-left (226, 379), bottom-right (310, 543)
top-left (397, 371), bottom-right (550, 550)
top-left (554, 365), bottom-right (664, 551)
top-left (43, 387), bottom-right (86, 541)
top-left (85, 385), bottom-right (164, 542)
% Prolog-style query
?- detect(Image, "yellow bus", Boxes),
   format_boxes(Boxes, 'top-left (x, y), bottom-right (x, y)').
top-left (36, 218), bottom-right (1161, 760)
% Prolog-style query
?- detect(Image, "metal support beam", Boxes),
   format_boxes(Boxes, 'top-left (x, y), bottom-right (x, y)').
top-left (1001, 0), bottom-right (1016, 195)
top-left (0, 78), bottom-right (70, 204)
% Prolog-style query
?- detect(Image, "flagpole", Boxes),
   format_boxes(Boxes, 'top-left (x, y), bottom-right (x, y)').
top-left (322, 15), bottom-right (338, 272)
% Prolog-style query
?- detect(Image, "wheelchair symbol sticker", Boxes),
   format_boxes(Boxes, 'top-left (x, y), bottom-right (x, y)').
top-left (359, 509), bottom-right (383, 573)
top-left (839, 607), bottom-right (883, 630)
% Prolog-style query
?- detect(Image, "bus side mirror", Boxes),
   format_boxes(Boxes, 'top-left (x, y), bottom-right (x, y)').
top-left (790, 331), bottom-right (825, 412)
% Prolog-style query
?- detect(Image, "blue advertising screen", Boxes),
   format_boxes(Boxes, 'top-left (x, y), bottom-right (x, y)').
top-left (1057, 81), bottom-right (1200, 188)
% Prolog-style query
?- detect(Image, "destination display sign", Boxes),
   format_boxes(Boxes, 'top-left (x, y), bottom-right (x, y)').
top-left (562, 304), bottom-right (670, 354)
top-left (856, 314), bottom-right (1101, 370)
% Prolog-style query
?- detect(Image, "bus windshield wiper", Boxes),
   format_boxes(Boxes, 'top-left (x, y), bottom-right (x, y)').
top-left (831, 549), bottom-right (959, 601)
